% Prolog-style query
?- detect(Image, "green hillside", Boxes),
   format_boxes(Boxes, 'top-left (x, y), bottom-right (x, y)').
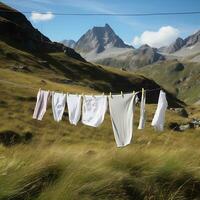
top-left (0, 60), bottom-right (200, 199)
top-left (138, 60), bottom-right (200, 104)
top-left (0, 40), bottom-right (199, 200)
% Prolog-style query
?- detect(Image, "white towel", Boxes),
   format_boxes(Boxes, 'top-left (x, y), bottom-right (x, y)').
top-left (108, 93), bottom-right (137, 147)
top-left (82, 95), bottom-right (107, 127)
top-left (52, 92), bottom-right (66, 122)
top-left (138, 90), bottom-right (146, 130)
top-left (33, 89), bottom-right (50, 120)
top-left (66, 94), bottom-right (82, 125)
top-left (151, 90), bottom-right (168, 131)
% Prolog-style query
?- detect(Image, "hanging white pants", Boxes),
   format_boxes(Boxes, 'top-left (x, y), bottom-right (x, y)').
top-left (108, 93), bottom-right (137, 147)
top-left (151, 90), bottom-right (168, 131)
top-left (33, 89), bottom-right (50, 120)
top-left (66, 94), bottom-right (82, 125)
top-left (138, 90), bottom-right (146, 130)
top-left (82, 95), bottom-right (107, 127)
top-left (52, 92), bottom-right (66, 122)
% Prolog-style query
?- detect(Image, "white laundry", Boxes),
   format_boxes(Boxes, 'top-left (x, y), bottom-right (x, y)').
top-left (66, 94), bottom-right (82, 125)
top-left (82, 95), bottom-right (107, 127)
top-left (52, 92), bottom-right (66, 122)
top-left (151, 90), bottom-right (168, 131)
top-left (138, 90), bottom-right (146, 130)
top-left (33, 89), bottom-right (50, 120)
top-left (108, 93), bottom-right (137, 147)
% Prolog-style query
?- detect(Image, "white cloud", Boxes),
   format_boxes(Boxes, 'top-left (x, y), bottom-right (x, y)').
top-left (30, 11), bottom-right (54, 22)
top-left (132, 26), bottom-right (180, 48)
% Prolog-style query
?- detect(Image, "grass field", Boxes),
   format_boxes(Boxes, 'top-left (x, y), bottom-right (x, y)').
top-left (0, 40), bottom-right (199, 200)
top-left (0, 65), bottom-right (200, 200)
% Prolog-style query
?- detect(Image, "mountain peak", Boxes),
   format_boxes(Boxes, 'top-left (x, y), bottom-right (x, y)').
top-left (75, 24), bottom-right (133, 53)
top-left (164, 37), bottom-right (186, 53)
top-left (105, 23), bottom-right (112, 29)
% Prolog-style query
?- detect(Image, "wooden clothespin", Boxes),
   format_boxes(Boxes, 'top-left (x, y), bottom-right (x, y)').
top-left (109, 92), bottom-right (112, 98)
top-left (121, 91), bottom-right (123, 97)
top-left (132, 90), bottom-right (135, 95)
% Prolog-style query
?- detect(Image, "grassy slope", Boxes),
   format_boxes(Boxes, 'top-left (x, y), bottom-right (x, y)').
top-left (0, 41), bottom-right (200, 199)
top-left (0, 68), bottom-right (200, 200)
top-left (138, 60), bottom-right (200, 104)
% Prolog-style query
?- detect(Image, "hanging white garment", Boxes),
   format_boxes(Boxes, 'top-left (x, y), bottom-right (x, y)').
top-left (138, 90), bottom-right (146, 130)
top-left (66, 94), bottom-right (82, 125)
top-left (82, 95), bottom-right (107, 127)
top-left (52, 92), bottom-right (66, 122)
top-left (108, 93), bottom-right (137, 147)
top-left (33, 89), bottom-right (50, 120)
top-left (151, 90), bottom-right (168, 131)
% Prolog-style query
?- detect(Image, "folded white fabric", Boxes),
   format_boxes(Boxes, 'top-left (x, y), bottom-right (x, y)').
top-left (82, 95), bottom-right (107, 127)
top-left (138, 90), bottom-right (146, 130)
top-left (33, 89), bottom-right (50, 120)
top-left (52, 92), bottom-right (66, 122)
top-left (151, 90), bottom-right (168, 131)
top-left (109, 93), bottom-right (137, 147)
top-left (66, 94), bottom-right (82, 125)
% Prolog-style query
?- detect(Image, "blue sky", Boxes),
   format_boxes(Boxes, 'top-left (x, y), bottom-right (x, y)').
top-left (2, 0), bottom-right (200, 47)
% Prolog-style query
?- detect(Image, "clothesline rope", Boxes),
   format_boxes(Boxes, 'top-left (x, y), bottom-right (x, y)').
top-left (1, 9), bottom-right (200, 16)
top-left (0, 78), bottom-right (162, 95)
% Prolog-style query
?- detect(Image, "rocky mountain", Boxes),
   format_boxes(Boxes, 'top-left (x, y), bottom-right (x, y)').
top-left (74, 24), bottom-right (165, 69)
top-left (93, 44), bottom-right (165, 70)
top-left (159, 30), bottom-right (200, 61)
top-left (61, 39), bottom-right (76, 48)
top-left (0, 2), bottom-right (84, 61)
top-left (164, 37), bottom-right (186, 53)
top-left (75, 24), bottom-right (133, 54)
top-left (184, 30), bottom-right (200, 47)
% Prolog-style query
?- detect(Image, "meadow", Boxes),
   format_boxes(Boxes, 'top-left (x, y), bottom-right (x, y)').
top-left (0, 66), bottom-right (200, 200)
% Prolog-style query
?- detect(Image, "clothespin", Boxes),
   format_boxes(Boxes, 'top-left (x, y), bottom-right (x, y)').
top-left (121, 91), bottom-right (123, 97)
top-left (142, 88), bottom-right (144, 96)
top-left (109, 92), bottom-right (112, 98)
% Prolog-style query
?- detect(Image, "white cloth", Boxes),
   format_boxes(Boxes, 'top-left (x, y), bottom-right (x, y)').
top-left (33, 89), bottom-right (50, 120)
top-left (109, 93), bottom-right (137, 147)
top-left (66, 94), bottom-right (82, 125)
top-left (52, 92), bottom-right (66, 122)
top-left (151, 90), bottom-right (168, 131)
top-left (82, 95), bottom-right (107, 127)
top-left (138, 90), bottom-right (146, 130)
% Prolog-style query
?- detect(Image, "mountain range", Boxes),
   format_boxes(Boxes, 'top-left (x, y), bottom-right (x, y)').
top-left (62, 24), bottom-right (166, 69)
top-left (62, 24), bottom-right (200, 69)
